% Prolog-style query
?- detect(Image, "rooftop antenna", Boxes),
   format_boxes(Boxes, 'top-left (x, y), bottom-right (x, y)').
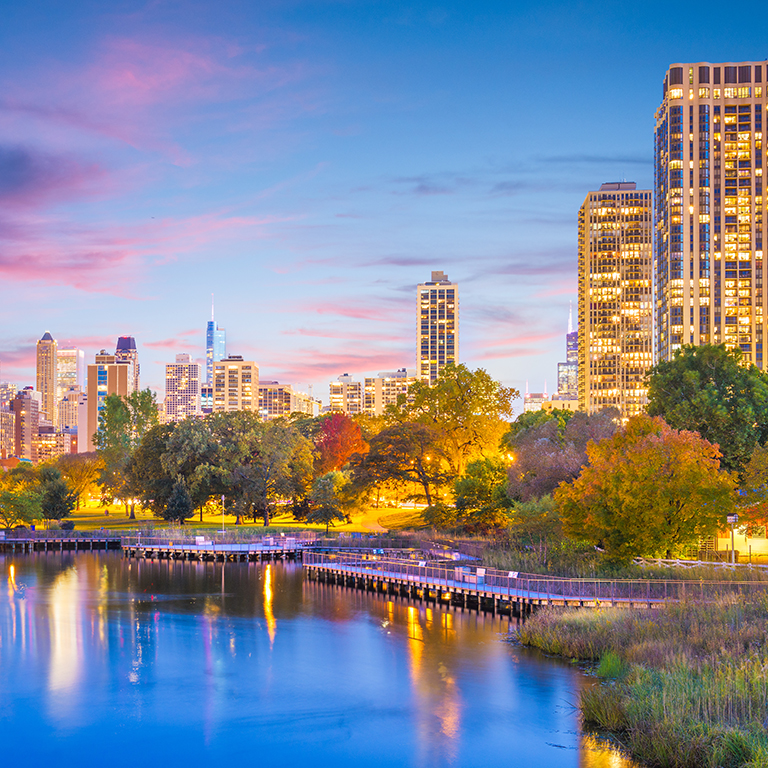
top-left (568, 301), bottom-right (573, 334)
top-left (211, 293), bottom-right (215, 323)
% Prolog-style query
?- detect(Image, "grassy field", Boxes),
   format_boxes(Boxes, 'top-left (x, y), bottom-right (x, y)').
top-left (58, 499), bottom-right (405, 534)
top-left (518, 597), bottom-right (768, 768)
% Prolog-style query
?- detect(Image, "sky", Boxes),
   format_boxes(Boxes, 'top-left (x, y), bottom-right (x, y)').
top-left (1, 0), bottom-right (767, 408)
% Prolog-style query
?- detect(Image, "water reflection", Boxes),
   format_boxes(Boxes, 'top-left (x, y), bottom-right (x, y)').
top-left (0, 554), bottom-right (639, 767)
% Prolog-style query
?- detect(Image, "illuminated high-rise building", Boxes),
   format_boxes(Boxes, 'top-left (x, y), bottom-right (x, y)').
top-left (417, 271), bottom-right (458, 384)
top-left (206, 297), bottom-right (227, 386)
top-left (11, 387), bottom-right (41, 461)
top-left (363, 369), bottom-right (418, 416)
top-left (212, 356), bottom-right (258, 412)
top-left (655, 61), bottom-right (766, 364)
top-left (258, 381), bottom-right (318, 419)
top-left (36, 331), bottom-right (57, 426)
top-left (115, 336), bottom-right (140, 392)
top-left (328, 374), bottom-right (362, 415)
top-left (164, 354), bottom-right (201, 422)
top-left (57, 348), bottom-right (85, 400)
top-left (578, 182), bottom-right (654, 419)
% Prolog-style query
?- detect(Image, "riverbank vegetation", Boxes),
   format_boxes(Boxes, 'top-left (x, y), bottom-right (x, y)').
top-left (518, 597), bottom-right (768, 768)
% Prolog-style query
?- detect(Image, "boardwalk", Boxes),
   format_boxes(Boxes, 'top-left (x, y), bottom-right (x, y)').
top-left (303, 551), bottom-right (768, 613)
top-left (123, 536), bottom-right (306, 562)
top-left (0, 537), bottom-right (120, 554)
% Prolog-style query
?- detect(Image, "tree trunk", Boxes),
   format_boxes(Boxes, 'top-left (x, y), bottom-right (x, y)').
top-left (200, 506), bottom-right (203, 523)
top-left (129, 502), bottom-right (135, 520)
top-left (235, 514), bottom-right (242, 525)
top-left (262, 505), bottom-right (270, 527)
top-left (124, 500), bottom-right (129, 517)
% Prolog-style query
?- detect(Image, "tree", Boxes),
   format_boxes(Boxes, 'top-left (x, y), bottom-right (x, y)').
top-left (555, 415), bottom-right (736, 562)
top-left (353, 422), bottom-right (448, 507)
top-left (126, 423), bottom-right (177, 518)
top-left (388, 364), bottom-right (517, 476)
top-left (56, 453), bottom-right (103, 509)
top-left (0, 465), bottom-right (42, 528)
top-left (38, 467), bottom-right (77, 523)
top-left (453, 457), bottom-right (512, 532)
top-left (314, 413), bottom-right (367, 475)
top-left (505, 409), bottom-right (619, 501)
top-left (162, 477), bottom-right (194, 524)
top-left (647, 344), bottom-right (768, 473)
top-left (307, 471), bottom-right (353, 532)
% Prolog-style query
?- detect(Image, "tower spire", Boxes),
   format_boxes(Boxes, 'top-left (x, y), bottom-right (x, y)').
top-left (568, 301), bottom-right (573, 335)
top-left (211, 293), bottom-right (215, 323)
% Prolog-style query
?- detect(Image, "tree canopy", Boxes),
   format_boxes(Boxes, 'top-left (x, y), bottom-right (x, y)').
top-left (555, 415), bottom-right (735, 562)
top-left (647, 344), bottom-right (768, 473)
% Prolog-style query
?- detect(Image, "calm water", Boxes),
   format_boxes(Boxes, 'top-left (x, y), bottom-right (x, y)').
top-left (0, 553), bottom-right (637, 767)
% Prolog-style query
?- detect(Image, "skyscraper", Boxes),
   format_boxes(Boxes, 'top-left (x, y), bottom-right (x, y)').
top-left (57, 347), bottom-right (85, 399)
top-left (36, 331), bottom-right (57, 426)
top-left (556, 305), bottom-right (578, 400)
top-left (655, 61), bottom-right (766, 364)
top-left (11, 387), bottom-right (41, 461)
top-left (115, 336), bottom-right (140, 392)
top-left (206, 297), bottom-right (226, 386)
top-left (417, 271), bottom-right (458, 384)
top-left (578, 182), bottom-right (654, 419)
top-left (164, 354), bottom-right (201, 421)
top-left (328, 374), bottom-right (362, 415)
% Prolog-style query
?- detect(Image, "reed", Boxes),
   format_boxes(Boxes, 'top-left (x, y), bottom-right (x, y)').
top-left (518, 596), bottom-right (768, 767)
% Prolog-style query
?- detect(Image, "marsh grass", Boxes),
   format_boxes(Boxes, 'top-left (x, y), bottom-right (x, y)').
top-left (519, 596), bottom-right (768, 767)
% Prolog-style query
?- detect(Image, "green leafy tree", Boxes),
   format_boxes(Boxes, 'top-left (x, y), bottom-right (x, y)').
top-left (38, 467), bottom-right (77, 523)
top-left (353, 422), bottom-right (448, 507)
top-left (555, 415), bottom-right (736, 562)
top-left (453, 457), bottom-right (512, 532)
top-left (0, 465), bottom-right (42, 528)
top-left (125, 423), bottom-right (177, 518)
top-left (388, 364), bottom-right (517, 476)
top-left (55, 452), bottom-right (103, 509)
top-left (163, 477), bottom-right (194, 524)
top-left (647, 344), bottom-right (768, 473)
top-left (307, 471), bottom-right (353, 532)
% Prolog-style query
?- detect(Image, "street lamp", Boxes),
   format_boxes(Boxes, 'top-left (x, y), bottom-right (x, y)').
top-left (727, 513), bottom-right (739, 565)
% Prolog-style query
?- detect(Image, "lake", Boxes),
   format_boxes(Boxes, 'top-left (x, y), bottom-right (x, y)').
top-left (0, 553), bottom-right (637, 767)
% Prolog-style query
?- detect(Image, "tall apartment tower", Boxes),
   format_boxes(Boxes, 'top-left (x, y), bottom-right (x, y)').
top-left (56, 348), bottom-right (85, 398)
top-left (417, 271), bottom-right (458, 384)
top-left (655, 61), bottom-right (766, 364)
top-left (212, 356), bottom-right (258, 412)
top-left (164, 354), bottom-right (201, 422)
top-left (328, 374), bottom-right (362, 415)
top-left (206, 297), bottom-right (227, 386)
top-left (578, 182), bottom-right (654, 419)
top-left (36, 331), bottom-right (57, 425)
top-left (115, 336), bottom-right (140, 392)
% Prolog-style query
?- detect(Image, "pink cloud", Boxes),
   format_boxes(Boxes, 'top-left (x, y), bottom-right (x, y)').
top-left (282, 298), bottom-right (410, 323)
top-left (270, 349), bottom-right (415, 382)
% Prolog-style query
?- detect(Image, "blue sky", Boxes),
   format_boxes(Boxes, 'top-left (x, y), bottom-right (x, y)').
top-left (1, 0), bottom-right (766, 406)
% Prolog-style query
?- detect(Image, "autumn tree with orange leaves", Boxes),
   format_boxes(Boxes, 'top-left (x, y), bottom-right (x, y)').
top-left (555, 415), bottom-right (735, 562)
top-left (314, 413), bottom-right (367, 475)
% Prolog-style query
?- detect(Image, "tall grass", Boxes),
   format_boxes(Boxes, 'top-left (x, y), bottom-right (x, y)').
top-left (518, 596), bottom-right (768, 767)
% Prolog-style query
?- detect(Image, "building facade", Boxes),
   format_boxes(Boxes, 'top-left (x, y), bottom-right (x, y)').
top-left (10, 388), bottom-right (41, 462)
top-left (0, 408), bottom-right (14, 459)
top-left (56, 347), bottom-right (85, 400)
top-left (328, 374), bottom-right (362, 415)
top-left (578, 182), bottom-right (654, 419)
top-left (363, 369), bottom-right (418, 415)
top-left (417, 271), bottom-right (458, 384)
top-left (212, 356), bottom-right (258, 412)
top-left (655, 61), bottom-right (766, 365)
top-left (164, 354), bottom-right (201, 422)
top-left (115, 336), bottom-right (140, 393)
top-left (86, 352), bottom-right (130, 451)
top-left (258, 381), bottom-right (318, 419)
top-left (36, 331), bottom-right (57, 426)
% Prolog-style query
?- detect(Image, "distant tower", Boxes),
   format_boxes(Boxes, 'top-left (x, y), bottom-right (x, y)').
top-left (36, 331), bottom-right (58, 426)
top-left (206, 295), bottom-right (227, 387)
top-left (417, 271), bottom-right (459, 384)
top-left (115, 336), bottom-right (140, 392)
top-left (556, 304), bottom-right (578, 399)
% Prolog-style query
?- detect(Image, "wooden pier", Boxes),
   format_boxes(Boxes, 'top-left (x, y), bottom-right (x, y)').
top-left (123, 538), bottom-right (305, 563)
top-left (0, 537), bottom-right (120, 554)
top-left (302, 551), bottom-right (767, 614)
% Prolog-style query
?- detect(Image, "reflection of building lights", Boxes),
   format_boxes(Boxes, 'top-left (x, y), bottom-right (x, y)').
top-left (263, 564), bottom-right (276, 647)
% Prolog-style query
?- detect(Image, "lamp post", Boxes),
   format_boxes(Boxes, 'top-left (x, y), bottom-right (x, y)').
top-left (221, 495), bottom-right (225, 536)
top-left (727, 513), bottom-right (739, 565)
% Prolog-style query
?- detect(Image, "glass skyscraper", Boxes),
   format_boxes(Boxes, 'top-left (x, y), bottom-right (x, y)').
top-left (206, 319), bottom-right (226, 387)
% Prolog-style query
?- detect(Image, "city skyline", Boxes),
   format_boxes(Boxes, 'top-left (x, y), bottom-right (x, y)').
top-left (1, 1), bottom-right (767, 403)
